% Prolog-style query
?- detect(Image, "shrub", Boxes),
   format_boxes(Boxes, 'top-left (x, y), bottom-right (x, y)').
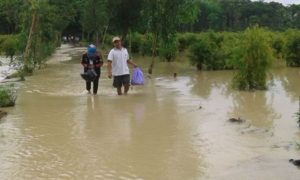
top-left (103, 34), bottom-right (114, 47)
top-left (188, 32), bottom-right (227, 70)
top-left (284, 30), bottom-right (300, 67)
top-left (0, 35), bottom-right (17, 61)
top-left (232, 26), bottom-right (273, 90)
top-left (222, 32), bottom-right (242, 69)
top-left (177, 33), bottom-right (199, 52)
top-left (130, 33), bottom-right (143, 53)
top-left (159, 37), bottom-right (178, 62)
top-left (140, 33), bottom-right (155, 56)
top-left (271, 33), bottom-right (285, 58)
top-left (0, 85), bottom-right (17, 107)
top-left (189, 39), bottom-right (213, 70)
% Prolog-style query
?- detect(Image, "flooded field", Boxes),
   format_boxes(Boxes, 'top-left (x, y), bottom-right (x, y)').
top-left (0, 45), bottom-right (300, 179)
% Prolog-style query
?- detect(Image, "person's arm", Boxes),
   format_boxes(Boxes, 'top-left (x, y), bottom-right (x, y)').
top-left (81, 54), bottom-right (88, 68)
top-left (125, 49), bottom-right (137, 68)
top-left (107, 61), bottom-right (112, 78)
top-left (107, 50), bottom-right (113, 78)
top-left (95, 53), bottom-right (104, 68)
top-left (127, 59), bottom-right (138, 68)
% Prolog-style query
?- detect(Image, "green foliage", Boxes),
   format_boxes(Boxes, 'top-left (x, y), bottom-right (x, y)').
top-left (189, 39), bottom-right (211, 70)
top-left (177, 33), bottom-right (199, 52)
top-left (188, 32), bottom-right (230, 70)
top-left (1, 35), bottom-right (17, 59)
top-left (0, 35), bottom-right (17, 59)
top-left (284, 30), bottom-right (300, 67)
top-left (159, 36), bottom-right (178, 62)
top-left (143, 0), bottom-right (200, 60)
top-left (107, 0), bottom-right (144, 39)
top-left (81, 0), bottom-right (108, 43)
top-left (189, 0), bottom-right (299, 32)
top-left (18, 0), bottom-right (78, 72)
top-left (129, 32), bottom-right (143, 53)
top-left (232, 27), bottom-right (273, 90)
top-left (0, 85), bottom-right (16, 107)
top-left (0, 0), bottom-right (23, 34)
top-left (271, 32), bottom-right (285, 58)
top-left (140, 33), bottom-right (155, 56)
top-left (102, 34), bottom-right (114, 47)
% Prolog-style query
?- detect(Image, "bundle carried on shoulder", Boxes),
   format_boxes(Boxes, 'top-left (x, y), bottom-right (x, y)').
top-left (131, 68), bottom-right (144, 85)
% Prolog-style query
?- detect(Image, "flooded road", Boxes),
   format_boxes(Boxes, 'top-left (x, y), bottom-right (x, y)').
top-left (1, 45), bottom-right (300, 179)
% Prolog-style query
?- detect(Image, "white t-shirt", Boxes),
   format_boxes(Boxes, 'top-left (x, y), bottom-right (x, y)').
top-left (107, 47), bottom-right (130, 76)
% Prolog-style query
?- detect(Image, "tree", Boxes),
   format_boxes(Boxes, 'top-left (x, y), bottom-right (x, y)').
top-left (21, 0), bottom-right (78, 72)
top-left (232, 26), bottom-right (273, 90)
top-left (144, 0), bottom-right (200, 73)
top-left (0, 0), bottom-right (23, 33)
top-left (107, 0), bottom-right (144, 40)
top-left (81, 0), bottom-right (108, 45)
top-left (284, 30), bottom-right (300, 67)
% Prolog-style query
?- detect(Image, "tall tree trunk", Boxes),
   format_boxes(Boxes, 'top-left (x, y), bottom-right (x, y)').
top-left (56, 32), bottom-right (62, 47)
top-left (128, 29), bottom-right (132, 55)
top-left (82, 30), bottom-right (85, 41)
top-left (87, 32), bottom-right (90, 42)
top-left (148, 33), bottom-right (158, 75)
top-left (122, 24), bottom-right (129, 42)
top-left (23, 9), bottom-right (37, 73)
top-left (102, 25), bottom-right (109, 46)
top-left (96, 31), bottom-right (99, 47)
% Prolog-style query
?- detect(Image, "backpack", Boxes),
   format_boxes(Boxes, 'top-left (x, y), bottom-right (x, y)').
top-left (131, 68), bottom-right (144, 85)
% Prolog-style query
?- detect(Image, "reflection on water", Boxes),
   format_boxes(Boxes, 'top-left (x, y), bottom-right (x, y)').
top-left (229, 91), bottom-right (278, 128)
top-left (189, 71), bottom-right (233, 99)
top-left (0, 46), bottom-right (300, 179)
top-left (273, 68), bottom-right (300, 102)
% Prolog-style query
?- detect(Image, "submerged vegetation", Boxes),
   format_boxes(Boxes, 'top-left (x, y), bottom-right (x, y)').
top-left (284, 30), bottom-right (300, 67)
top-left (231, 27), bottom-right (273, 90)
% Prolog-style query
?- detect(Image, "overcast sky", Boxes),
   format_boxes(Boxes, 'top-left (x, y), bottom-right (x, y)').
top-left (253, 0), bottom-right (300, 5)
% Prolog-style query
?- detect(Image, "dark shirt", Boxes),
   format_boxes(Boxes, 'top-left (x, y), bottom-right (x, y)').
top-left (81, 52), bottom-right (103, 75)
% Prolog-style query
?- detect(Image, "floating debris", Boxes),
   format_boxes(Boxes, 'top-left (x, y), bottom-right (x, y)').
top-left (0, 110), bottom-right (7, 120)
top-left (289, 159), bottom-right (300, 166)
top-left (228, 117), bottom-right (245, 123)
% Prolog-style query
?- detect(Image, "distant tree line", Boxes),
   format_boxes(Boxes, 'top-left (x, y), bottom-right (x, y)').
top-left (1, 0), bottom-right (300, 38)
top-left (184, 0), bottom-right (300, 32)
top-left (0, 0), bottom-right (300, 76)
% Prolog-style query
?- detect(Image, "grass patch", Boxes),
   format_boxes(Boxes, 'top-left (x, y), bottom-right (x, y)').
top-left (0, 85), bottom-right (17, 107)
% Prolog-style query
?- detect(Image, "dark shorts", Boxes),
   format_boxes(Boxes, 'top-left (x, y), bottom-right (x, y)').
top-left (113, 74), bottom-right (130, 88)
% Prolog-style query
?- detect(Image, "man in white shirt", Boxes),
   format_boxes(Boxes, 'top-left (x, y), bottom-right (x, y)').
top-left (107, 36), bottom-right (137, 95)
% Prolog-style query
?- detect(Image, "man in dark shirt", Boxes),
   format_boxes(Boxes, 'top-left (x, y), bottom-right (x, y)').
top-left (81, 44), bottom-right (103, 95)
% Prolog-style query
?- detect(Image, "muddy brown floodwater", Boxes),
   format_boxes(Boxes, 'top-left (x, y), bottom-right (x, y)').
top-left (0, 45), bottom-right (300, 180)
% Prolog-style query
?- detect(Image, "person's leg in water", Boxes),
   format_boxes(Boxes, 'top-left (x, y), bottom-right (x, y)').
top-left (117, 87), bottom-right (122, 95)
top-left (92, 77), bottom-right (99, 95)
top-left (113, 75), bottom-right (123, 95)
top-left (86, 81), bottom-right (91, 94)
top-left (124, 85), bottom-right (130, 95)
top-left (123, 75), bottom-right (130, 95)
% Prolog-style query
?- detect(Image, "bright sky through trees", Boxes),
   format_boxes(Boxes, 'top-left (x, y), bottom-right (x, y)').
top-left (253, 0), bottom-right (300, 5)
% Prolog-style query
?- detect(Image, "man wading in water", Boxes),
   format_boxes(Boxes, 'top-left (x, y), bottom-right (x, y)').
top-left (107, 37), bottom-right (137, 95)
top-left (81, 44), bottom-right (103, 95)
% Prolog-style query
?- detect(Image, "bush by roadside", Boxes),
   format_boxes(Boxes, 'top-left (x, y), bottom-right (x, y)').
top-left (0, 85), bottom-right (17, 107)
